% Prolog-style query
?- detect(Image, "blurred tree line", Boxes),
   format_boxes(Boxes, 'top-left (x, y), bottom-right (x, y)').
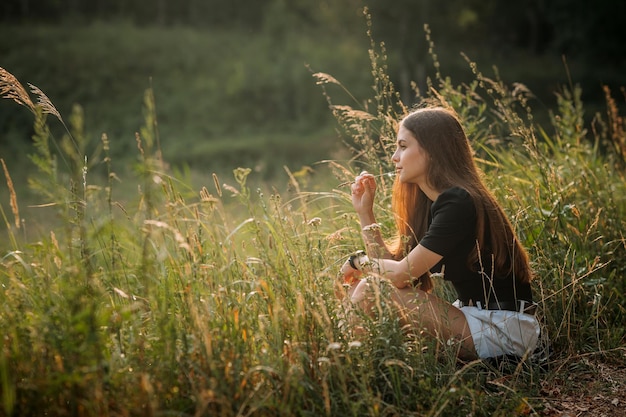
top-left (1, 0), bottom-right (624, 184)
top-left (2, 0), bottom-right (625, 66)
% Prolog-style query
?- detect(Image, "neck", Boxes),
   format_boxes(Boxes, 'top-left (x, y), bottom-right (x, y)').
top-left (420, 182), bottom-right (440, 202)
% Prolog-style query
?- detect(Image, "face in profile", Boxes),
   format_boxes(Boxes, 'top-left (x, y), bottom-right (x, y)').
top-left (392, 124), bottom-right (430, 185)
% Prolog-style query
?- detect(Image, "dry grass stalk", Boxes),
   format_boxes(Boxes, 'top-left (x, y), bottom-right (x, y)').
top-left (0, 67), bottom-right (35, 112)
top-left (1, 158), bottom-right (20, 228)
top-left (330, 105), bottom-right (376, 122)
top-left (212, 173), bottom-right (222, 197)
top-left (603, 85), bottom-right (626, 163)
top-left (28, 83), bottom-right (63, 123)
top-left (312, 72), bottom-right (340, 85)
top-left (135, 132), bottom-right (145, 157)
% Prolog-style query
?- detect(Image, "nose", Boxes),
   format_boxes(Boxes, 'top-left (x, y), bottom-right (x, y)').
top-left (392, 148), bottom-right (399, 163)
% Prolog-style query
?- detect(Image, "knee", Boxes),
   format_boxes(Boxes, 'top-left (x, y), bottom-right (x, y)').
top-left (350, 278), bottom-right (388, 316)
top-left (349, 279), bottom-right (370, 305)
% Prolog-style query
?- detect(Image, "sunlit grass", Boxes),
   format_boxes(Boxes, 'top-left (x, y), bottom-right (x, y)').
top-left (1, 23), bottom-right (625, 415)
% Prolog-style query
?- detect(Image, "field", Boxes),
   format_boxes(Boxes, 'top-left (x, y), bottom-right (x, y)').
top-left (1, 24), bottom-right (626, 416)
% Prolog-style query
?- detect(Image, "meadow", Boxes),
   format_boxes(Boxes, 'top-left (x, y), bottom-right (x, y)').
top-left (1, 25), bottom-right (625, 416)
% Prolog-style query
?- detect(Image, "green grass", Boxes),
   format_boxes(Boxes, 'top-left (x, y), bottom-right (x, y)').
top-left (1, 28), bottom-right (625, 417)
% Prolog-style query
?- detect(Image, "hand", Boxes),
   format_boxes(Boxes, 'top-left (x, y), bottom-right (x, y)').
top-left (339, 258), bottom-right (362, 285)
top-left (350, 171), bottom-right (377, 215)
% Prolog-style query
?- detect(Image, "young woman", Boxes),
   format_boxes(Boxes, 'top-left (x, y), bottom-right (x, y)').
top-left (339, 107), bottom-right (540, 360)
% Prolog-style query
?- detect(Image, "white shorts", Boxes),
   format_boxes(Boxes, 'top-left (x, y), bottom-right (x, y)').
top-left (454, 302), bottom-right (541, 359)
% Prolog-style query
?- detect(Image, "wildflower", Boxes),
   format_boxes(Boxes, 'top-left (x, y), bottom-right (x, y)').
top-left (362, 223), bottom-right (381, 232)
top-left (307, 217), bottom-right (322, 227)
top-left (327, 342), bottom-right (341, 351)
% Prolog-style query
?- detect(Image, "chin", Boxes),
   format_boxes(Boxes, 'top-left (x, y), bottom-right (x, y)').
top-left (400, 176), bottom-right (419, 185)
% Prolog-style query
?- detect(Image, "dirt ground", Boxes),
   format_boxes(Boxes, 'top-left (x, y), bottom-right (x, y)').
top-left (537, 353), bottom-right (626, 417)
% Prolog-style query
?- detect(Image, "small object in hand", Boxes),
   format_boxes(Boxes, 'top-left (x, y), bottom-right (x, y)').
top-left (348, 250), bottom-right (367, 270)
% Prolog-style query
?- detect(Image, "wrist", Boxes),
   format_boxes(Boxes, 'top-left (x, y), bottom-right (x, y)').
top-left (348, 250), bottom-right (368, 270)
top-left (358, 211), bottom-right (376, 225)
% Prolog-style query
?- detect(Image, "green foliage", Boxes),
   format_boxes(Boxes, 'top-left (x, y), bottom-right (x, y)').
top-left (1, 27), bottom-right (625, 416)
top-left (0, 23), bottom-right (370, 170)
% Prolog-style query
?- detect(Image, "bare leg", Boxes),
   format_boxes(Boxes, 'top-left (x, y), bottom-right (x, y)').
top-left (334, 279), bottom-right (367, 336)
top-left (350, 278), bottom-right (478, 360)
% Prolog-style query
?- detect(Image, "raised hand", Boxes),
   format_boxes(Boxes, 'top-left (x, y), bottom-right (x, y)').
top-left (350, 171), bottom-right (377, 216)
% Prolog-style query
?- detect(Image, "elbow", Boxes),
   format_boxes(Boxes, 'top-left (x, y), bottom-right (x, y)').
top-left (394, 277), bottom-right (414, 289)
top-left (393, 279), bottom-right (410, 289)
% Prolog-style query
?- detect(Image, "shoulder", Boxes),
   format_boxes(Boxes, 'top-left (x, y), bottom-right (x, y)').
top-left (432, 187), bottom-right (474, 211)
top-left (429, 187), bottom-right (476, 224)
top-left (421, 187), bottom-right (477, 253)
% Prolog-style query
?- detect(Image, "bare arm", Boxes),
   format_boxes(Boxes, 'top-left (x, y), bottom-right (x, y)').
top-left (351, 172), bottom-right (392, 259)
top-left (362, 244), bottom-right (443, 288)
top-left (357, 211), bottom-right (392, 259)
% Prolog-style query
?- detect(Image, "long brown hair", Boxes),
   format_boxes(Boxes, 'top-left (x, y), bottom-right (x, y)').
top-left (388, 107), bottom-right (533, 288)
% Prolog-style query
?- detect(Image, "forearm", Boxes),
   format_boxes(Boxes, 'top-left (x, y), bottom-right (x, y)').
top-left (357, 257), bottom-right (412, 288)
top-left (357, 245), bottom-right (442, 289)
top-left (358, 211), bottom-right (392, 259)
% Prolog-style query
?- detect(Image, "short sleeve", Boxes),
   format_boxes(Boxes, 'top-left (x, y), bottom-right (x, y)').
top-left (419, 187), bottom-right (476, 257)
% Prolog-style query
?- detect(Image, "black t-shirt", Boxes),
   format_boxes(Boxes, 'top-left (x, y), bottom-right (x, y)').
top-left (419, 187), bottom-right (533, 304)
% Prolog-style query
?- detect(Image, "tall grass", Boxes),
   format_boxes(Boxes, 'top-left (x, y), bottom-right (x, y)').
top-left (1, 21), bottom-right (625, 416)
